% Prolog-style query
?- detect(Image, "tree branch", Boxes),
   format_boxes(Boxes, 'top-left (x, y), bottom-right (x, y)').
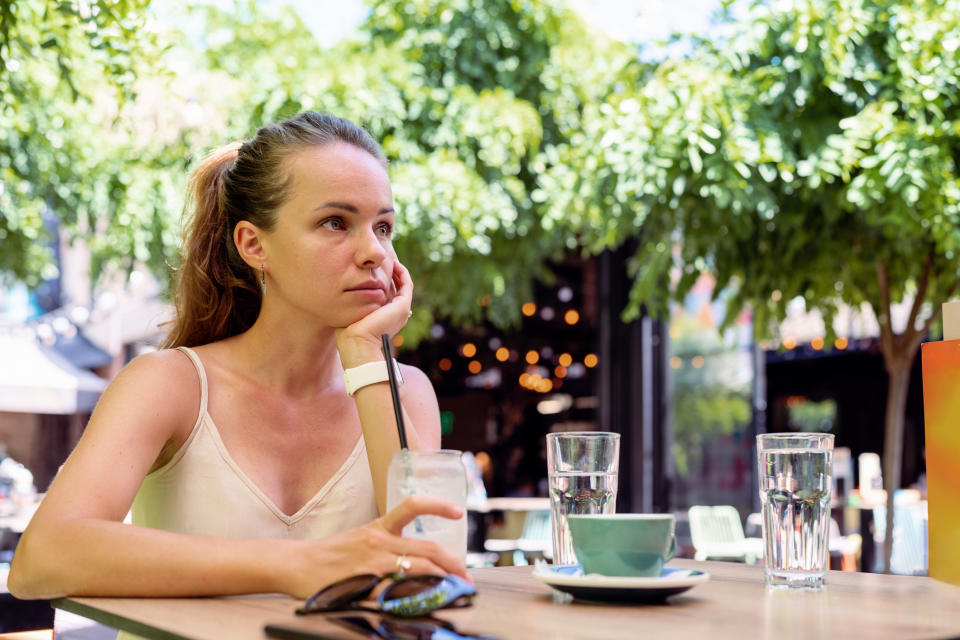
top-left (904, 250), bottom-right (934, 343)
top-left (876, 259), bottom-right (896, 359)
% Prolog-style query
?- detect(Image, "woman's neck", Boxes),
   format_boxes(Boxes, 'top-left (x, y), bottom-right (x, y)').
top-left (225, 311), bottom-right (344, 398)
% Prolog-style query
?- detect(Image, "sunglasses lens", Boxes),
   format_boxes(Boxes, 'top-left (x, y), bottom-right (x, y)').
top-left (382, 618), bottom-right (493, 640)
top-left (382, 575), bottom-right (444, 599)
top-left (301, 574), bottom-right (380, 612)
top-left (380, 575), bottom-right (476, 617)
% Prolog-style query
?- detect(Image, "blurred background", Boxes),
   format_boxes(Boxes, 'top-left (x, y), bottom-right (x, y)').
top-left (2, 0), bottom-right (957, 610)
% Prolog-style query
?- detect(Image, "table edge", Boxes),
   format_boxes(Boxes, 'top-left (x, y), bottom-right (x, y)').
top-left (53, 597), bottom-right (192, 640)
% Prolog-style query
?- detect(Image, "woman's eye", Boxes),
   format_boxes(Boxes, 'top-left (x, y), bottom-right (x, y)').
top-left (319, 217), bottom-right (345, 231)
top-left (376, 222), bottom-right (393, 238)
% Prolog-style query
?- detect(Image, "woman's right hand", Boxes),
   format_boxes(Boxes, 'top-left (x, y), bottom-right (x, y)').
top-left (334, 258), bottom-right (413, 370)
top-left (285, 495), bottom-right (470, 599)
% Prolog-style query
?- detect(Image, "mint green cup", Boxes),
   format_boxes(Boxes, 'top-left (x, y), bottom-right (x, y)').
top-left (567, 514), bottom-right (677, 577)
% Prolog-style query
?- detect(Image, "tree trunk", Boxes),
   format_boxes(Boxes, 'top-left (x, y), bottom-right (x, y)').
top-left (880, 361), bottom-right (911, 573)
top-left (873, 256), bottom-right (939, 574)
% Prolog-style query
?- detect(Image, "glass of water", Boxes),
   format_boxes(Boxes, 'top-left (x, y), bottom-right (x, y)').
top-left (386, 450), bottom-right (468, 560)
top-left (546, 432), bottom-right (620, 566)
top-left (757, 433), bottom-right (834, 589)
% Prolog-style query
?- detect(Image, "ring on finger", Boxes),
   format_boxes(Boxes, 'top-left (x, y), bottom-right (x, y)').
top-left (395, 554), bottom-right (412, 573)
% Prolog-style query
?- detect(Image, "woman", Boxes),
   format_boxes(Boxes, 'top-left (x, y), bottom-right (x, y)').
top-left (9, 111), bottom-right (467, 600)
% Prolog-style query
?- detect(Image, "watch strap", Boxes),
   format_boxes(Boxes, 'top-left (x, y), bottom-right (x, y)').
top-left (343, 358), bottom-right (403, 396)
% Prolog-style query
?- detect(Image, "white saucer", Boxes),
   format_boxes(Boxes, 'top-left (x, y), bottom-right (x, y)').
top-left (533, 564), bottom-right (710, 602)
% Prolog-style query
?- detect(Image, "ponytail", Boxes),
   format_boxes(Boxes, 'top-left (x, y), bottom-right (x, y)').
top-left (161, 111), bottom-right (386, 349)
top-left (162, 142), bottom-right (260, 348)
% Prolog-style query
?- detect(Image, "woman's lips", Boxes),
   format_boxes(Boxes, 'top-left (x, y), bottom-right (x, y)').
top-left (345, 282), bottom-right (387, 298)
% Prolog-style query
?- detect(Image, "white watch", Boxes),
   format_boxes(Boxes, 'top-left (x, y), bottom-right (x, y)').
top-left (342, 358), bottom-right (404, 397)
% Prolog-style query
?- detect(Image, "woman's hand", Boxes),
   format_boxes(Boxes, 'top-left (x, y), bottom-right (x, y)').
top-left (335, 259), bottom-right (413, 369)
top-left (285, 495), bottom-right (469, 599)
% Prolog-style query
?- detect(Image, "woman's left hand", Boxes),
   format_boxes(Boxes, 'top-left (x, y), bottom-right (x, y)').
top-left (335, 259), bottom-right (413, 368)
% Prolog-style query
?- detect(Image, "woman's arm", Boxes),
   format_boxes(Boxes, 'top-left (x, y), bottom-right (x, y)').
top-left (336, 260), bottom-right (443, 514)
top-left (352, 364), bottom-right (441, 514)
top-left (9, 350), bottom-right (462, 600)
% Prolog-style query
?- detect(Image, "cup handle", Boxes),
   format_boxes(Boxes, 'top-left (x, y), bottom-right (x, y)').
top-left (667, 536), bottom-right (677, 561)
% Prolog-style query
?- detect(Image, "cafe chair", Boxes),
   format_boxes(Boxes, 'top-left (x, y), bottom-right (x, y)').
top-left (688, 505), bottom-right (763, 564)
top-left (483, 510), bottom-right (552, 565)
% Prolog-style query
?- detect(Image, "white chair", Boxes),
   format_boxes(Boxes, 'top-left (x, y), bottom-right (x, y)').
top-left (688, 505), bottom-right (763, 564)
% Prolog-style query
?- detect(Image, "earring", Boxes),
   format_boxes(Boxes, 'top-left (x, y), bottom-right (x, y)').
top-left (260, 264), bottom-right (266, 295)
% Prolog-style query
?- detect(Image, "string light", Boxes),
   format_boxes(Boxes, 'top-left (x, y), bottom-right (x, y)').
top-left (521, 302), bottom-right (536, 316)
top-left (584, 353), bottom-right (598, 368)
top-left (495, 347), bottom-right (509, 362)
top-left (692, 355), bottom-right (705, 368)
top-left (835, 337), bottom-right (848, 350)
top-left (558, 353), bottom-right (573, 367)
top-left (811, 337), bottom-right (824, 351)
top-left (439, 358), bottom-right (452, 371)
top-left (392, 335), bottom-right (404, 348)
top-left (783, 336), bottom-right (797, 350)
top-left (670, 356), bottom-right (682, 369)
top-left (468, 360), bottom-right (482, 374)
top-left (525, 350), bottom-right (539, 365)
top-left (564, 309), bottom-right (580, 325)
top-left (461, 343), bottom-right (477, 357)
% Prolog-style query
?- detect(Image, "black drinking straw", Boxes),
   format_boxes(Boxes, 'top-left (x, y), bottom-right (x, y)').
top-left (383, 333), bottom-right (424, 534)
top-left (381, 333), bottom-right (408, 450)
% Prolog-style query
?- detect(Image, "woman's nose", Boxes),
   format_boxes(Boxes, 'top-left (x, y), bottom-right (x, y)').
top-left (355, 227), bottom-right (387, 267)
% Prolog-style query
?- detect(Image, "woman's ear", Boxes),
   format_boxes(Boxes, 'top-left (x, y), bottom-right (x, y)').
top-left (234, 221), bottom-right (265, 269)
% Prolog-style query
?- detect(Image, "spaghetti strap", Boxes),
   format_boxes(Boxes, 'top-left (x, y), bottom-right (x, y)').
top-left (176, 346), bottom-right (209, 419)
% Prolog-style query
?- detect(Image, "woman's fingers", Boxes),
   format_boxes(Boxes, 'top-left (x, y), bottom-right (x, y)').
top-left (397, 556), bottom-right (448, 579)
top-left (393, 260), bottom-right (413, 299)
top-left (376, 496), bottom-right (470, 580)
top-left (386, 535), bottom-right (470, 580)
top-left (379, 495), bottom-right (463, 534)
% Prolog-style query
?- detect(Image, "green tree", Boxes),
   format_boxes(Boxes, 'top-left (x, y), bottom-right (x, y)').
top-left (558, 0), bottom-right (960, 572)
top-left (181, 0), bottom-right (640, 344)
top-left (0, 0), bottom-right (189, 288)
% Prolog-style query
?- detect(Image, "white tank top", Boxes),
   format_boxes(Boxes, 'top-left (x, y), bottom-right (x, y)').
top-left (129, 346), bottom-right (379, 539)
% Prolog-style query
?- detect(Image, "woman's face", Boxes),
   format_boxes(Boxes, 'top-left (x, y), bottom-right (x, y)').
top-left (262, 142), bottom-right (396, 327)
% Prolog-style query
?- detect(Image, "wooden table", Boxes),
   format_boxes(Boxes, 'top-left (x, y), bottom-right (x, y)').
top-left (53, 560), bottom-right (960, 640)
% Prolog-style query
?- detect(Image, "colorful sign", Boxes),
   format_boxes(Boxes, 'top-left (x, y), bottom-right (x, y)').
top-left (921, 338), bottom-right (960, 586)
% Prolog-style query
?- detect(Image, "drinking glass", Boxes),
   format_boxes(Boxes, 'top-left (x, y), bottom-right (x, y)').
top-left (546, 432), bottom-right (620, 566)
top-left (386, 450), bottom-right (468, 560)
top-left (757, 433), bottom-right (834, 589)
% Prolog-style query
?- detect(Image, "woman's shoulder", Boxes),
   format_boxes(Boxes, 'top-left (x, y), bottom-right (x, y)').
top-left (120, 347), bottom-right (197, 380)
top-left (398, 362), bottom-right (432, 390)
top-left (107, 348), bottom-right (201, 412)
top-left (83, 348), bottom-right (202, 454)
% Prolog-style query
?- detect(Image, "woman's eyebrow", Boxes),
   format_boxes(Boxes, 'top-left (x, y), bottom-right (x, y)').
top-left (314, 201), bottom-right (395, 216)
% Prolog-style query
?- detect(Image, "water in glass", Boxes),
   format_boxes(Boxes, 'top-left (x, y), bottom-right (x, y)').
top-left (386, 450), bottom-right (468, 560)
top-left (759, 446), bottom-right (832, 588)
top-left (549, 471), bottom-right (617, 566)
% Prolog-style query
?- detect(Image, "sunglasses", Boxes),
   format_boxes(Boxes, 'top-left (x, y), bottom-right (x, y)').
top-left (266, 614), bottom-right (499, 640)
top-left (329, 613), bottom-right (499, 640)
top-left (297, 573), bottom-right (476, 618)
